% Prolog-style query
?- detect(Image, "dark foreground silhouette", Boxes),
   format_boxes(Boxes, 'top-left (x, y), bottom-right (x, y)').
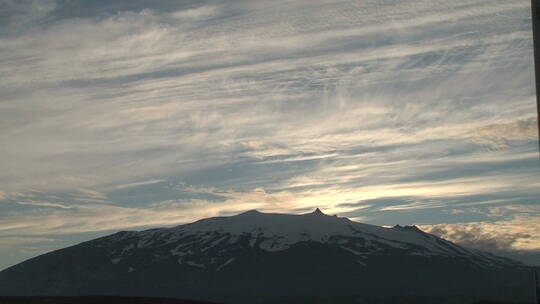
top-left (0, 296), bottom-right (219, 304)
top-left (0, 296), bottom-right (530, 304)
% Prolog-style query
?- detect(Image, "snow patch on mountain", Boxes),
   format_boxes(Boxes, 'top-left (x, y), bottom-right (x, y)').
top-left (101, 209), bottom-right (520, 271)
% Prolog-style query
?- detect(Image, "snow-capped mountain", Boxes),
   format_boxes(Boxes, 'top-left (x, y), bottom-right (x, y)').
top-left (107, 208), bottom-right (516, 270)
top-left (0, 209), bottom-right (534, 303)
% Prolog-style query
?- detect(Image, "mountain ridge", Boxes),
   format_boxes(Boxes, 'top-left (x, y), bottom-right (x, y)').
top-left (0, 209), bottom-right (533, 303)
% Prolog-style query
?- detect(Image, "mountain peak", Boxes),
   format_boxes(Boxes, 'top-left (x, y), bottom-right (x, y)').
top-left (238, 209), bottom-right (261, 216)
top-left (393, 224), bottom-right (424, 233)
top-left (0, 208), bottom-right (526, 303)
top-left (310, 208), bottom-right (325, 216)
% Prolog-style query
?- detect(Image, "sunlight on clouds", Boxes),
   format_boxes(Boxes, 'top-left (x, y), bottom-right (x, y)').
top-left (108, 179), bottom-right (164, 191)
top-left (465, 117), bottom-right (538, 148)
top-left (16, 201), bottom-right (73, 209)
top-left (0, 0), bottom-right (538, 268)
top-left (0, 187), bottom-right (372, 235)
top-left (1, 175), bottom-right (536, 237)
top-left (421, 212), bottom-right (540, 251)
top-left (170, 5), bottom-right (222, 21)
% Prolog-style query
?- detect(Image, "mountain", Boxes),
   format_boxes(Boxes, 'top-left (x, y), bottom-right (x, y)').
top-left (0, 209), bottom-right (534, 303)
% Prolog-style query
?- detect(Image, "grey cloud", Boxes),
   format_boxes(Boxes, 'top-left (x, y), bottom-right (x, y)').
top-left (0, 0), bottom-right (57, 36)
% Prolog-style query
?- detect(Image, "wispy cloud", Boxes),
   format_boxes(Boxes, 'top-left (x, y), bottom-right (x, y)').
top-left (464, 117), bottom-right (538, 148)
top-left (108, 179), bottom-right (164, 191)
top-left (16, 201), bottom-right (73, 209)
top-left (0, 0), bottom-right (58, 35)
top-left (0, 236), bottom-right (56, 244)
top-left (0, 0), bottom-right (538, 268)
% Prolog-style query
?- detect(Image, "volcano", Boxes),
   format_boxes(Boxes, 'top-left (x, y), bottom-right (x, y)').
top-left (0, 209), bottom-right (533, 303)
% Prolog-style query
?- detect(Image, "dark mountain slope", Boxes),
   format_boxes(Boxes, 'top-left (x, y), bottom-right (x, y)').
top-left (0, 296), bottom-right (219, 304)
top-left (0, 210), bottom-right (534, 303)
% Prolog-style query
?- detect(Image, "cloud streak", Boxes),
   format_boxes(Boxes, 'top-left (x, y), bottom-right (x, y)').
top-left (0, 0), bottom-right (538, 269)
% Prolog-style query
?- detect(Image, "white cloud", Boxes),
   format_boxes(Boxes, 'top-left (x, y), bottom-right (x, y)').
top-left (170, 5), bottom-right (222, 21)
top-left (108, 179), bottom-right (164, 191)
top-left (16, 201), bottom-right (73, 209)
top-left (421, 209), bottom-right (540, 251)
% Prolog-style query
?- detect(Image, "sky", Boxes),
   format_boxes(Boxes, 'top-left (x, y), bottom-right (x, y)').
top-left (0, 0), bottom-right (539, 270)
